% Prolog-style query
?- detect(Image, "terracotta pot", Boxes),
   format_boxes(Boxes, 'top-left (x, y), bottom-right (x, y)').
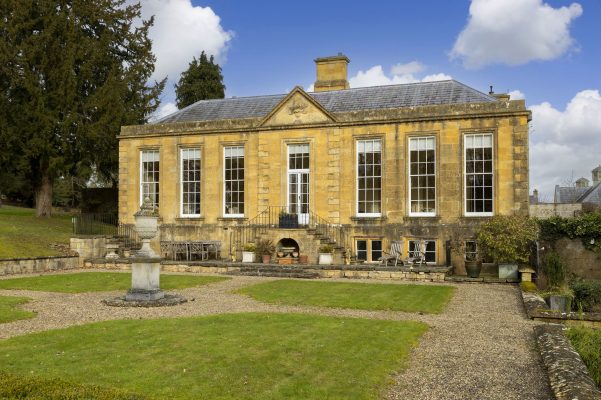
top-left (299, 255), bottom-right (308, 264)
top-left (262, 254), bottom-right (271, 264)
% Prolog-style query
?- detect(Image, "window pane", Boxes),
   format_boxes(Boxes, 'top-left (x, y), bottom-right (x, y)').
top-left (357, 139), bottom-right (381, 215)
top-left (465, 134), bottom-right (493, 214)
top-left (224, 146), bottom-right (244, 215)
top-left (409, 137), bottom-right (436, 214)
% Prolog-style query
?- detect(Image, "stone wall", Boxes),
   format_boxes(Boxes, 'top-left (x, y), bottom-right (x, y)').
top-left (0, 256), bottom-right (79, 275)
top-left (530, 203), bottom-right (582, 219)
top-left (554, 238), bottom-right (601, 280)
top-left (70, 236), bottom-right (107, 259)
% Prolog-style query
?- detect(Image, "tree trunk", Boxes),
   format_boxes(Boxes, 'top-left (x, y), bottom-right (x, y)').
top-left (35, 173), bottom-right (54, 217)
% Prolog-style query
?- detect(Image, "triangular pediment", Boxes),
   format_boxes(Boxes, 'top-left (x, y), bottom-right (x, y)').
top-left (259, 87), bottom-right (336, 127)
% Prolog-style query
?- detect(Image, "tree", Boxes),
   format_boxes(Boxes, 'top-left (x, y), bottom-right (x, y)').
top-left (175, 51), bottom-right (225, 109)
top-left (0, 0), bottom-right (165, 216)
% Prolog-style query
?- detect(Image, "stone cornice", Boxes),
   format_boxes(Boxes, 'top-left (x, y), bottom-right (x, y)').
top-left (120, 100), bottom-right (531, 139)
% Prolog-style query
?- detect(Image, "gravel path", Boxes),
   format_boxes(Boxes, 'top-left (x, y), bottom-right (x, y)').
top-left (0, 270), bottom-right (551, 399)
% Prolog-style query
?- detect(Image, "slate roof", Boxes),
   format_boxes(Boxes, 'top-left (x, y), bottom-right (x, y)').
top-left (554, 185), bottom-right (589, 203)
top-left (577, 182), bottom-right (601, 205)
top-left (155, 80), bottom-right (497, 124)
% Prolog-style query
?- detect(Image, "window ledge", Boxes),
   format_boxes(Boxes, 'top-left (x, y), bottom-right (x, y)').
top-left (351, 216), bottom-right (387, 224)
top-left (404, 216), bottom-right (441, 222)
top-left (175, 217), bottom-right (205, 222)
top-left (218, 217), bottom-right (248, 222)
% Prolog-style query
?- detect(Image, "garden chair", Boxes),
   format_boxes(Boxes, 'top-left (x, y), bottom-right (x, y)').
top-left (407, 240), bottom-right (427, 267)
top-left (380, 240), bottom-right (404, 267)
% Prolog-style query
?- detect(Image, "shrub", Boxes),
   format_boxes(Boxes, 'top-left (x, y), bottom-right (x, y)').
top-left (570, 279), bottom-right (601, 313)
top-left (566, 327), bottom-right (601, 388)
top-left (319, 244), bottom-right (334, 253)
top-left (477, 215), bottom-right (538, 264)
top-left (243, 243), bottom-right (256, 252)
top-left (0, 370), bottom-right (145, 399)
top-left (255, 239), bottom-right (275, 256)
top-left (520, 281), bottom-right (537, 293)
top-left (543, 251), bottom-right (567, 290)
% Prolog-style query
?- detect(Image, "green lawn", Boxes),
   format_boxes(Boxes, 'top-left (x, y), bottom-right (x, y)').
top-left (0, 205), bottom-right (73, 258)
top-left (0, 272), bottom-right (228, 293)
top-left (237, 280), bottom-right (455, 313)
top-left (566, 326), bottom-right (601, 388)
top-left (0, 296), bottom-right (36, 323)
top-left (0, 313), bottom-right (427, 400)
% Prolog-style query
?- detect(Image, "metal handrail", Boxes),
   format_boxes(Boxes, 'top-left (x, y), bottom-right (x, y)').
top-left (232, 206), bottom-right (349, 251)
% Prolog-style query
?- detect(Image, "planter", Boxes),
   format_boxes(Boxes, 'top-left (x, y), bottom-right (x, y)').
top-left (465, 259), bottom-right (482, 278)
top-left (318, 253), bottom-right (333, 265)
top-left (278, 214), bottom-right (298, 229)
top-left (262, 254), bottom-right (271, 264)
top-left (547, 295), bottom-right (572, 313)
top-left (298, 255), bottom-right (308, 265)
top-left (498, 263), bottom-right (519, 280)
top-left (242, 251), bottom-right (255, 263)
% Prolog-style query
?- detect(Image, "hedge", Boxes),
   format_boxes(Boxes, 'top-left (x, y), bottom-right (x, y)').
top-left (0, 370), bottom-right (145, 400)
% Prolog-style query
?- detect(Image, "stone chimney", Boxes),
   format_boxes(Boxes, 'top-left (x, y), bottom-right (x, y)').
top-left (532, 189), bottom-right (539, 204)
top-left (314, 53), bottom-right (350, 92)
top-left (593, 165), bottom-right (601, 185)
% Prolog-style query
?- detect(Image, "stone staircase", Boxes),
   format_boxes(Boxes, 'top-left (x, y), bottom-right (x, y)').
top-left (226, 265), bottom-right (319, 279)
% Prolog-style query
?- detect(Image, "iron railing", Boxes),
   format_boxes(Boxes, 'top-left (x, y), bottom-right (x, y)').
top-left (232, 206), bottom-right (349, 251)
top-left (72, 213), bottom-right (140, 249)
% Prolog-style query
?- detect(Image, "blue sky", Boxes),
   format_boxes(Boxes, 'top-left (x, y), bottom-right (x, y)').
top-left (136, 0), bottom-right (601, 200)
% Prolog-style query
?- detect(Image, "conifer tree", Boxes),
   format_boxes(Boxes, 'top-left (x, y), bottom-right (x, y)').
top-left (0, 0), bottom-right (165, 216)
top-left (175, 51), bottom-right (225, 109)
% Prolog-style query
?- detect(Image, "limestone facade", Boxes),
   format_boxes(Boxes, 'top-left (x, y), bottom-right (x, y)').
top-left (118, 55), bottom-right (530, 271)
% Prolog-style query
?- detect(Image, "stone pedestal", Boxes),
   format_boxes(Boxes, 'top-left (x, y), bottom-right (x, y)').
top-left (125, 257), bottom-right (164, 301)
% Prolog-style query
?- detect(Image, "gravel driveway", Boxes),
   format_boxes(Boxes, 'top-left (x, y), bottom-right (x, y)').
top-left (0, 270), bottom-right (551, 399)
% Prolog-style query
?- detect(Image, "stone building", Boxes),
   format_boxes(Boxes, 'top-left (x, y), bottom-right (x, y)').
top-left (118, 54), bottom-right (530, 272)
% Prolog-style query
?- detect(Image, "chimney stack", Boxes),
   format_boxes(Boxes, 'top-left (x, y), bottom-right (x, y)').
top-left (593, 165), bottom-right (601, 185)
top-left (314, 53), bottom-right (350, 92)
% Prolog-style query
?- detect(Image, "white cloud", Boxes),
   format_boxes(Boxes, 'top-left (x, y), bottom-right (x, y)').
top-left (131, 0), bottom-right (233, 82)
top-left (149, 102), bottom-right (178, 122)
top-left (390, 61), bottom-right (424, 76)
top-left (508, 90), bottom-right (525, 100)
top-left (529, 90), bottom-right (601, 199)
top-left (451, 0), bottom-right (582, 69)
top-left (348, 64), bottom-right (452, 88)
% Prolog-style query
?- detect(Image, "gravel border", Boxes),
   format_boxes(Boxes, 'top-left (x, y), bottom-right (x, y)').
top-left (0, 270), bottom-right (552, 399)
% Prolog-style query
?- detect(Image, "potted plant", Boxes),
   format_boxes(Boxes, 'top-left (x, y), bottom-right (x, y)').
top-left (542, 251), bottom-right (572, 312)
top-left (278, 211), bottom-right (298, 229)
top-left (451, 238), bottom-right (482, 278)
top-left (318, 244), bottom-right (334, 265)
top-left (242, 243), bottom-right (256, 263)
top-left (477, 215), bottom-right (538, 280)
top-left (256, 239), bottom-right (275, 264)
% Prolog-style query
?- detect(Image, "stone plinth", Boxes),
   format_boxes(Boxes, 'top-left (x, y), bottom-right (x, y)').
top-left (125, 257), bottom-right (164, 301)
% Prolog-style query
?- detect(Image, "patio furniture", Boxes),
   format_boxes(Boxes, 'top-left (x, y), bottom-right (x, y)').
top-left (407, 240), bottom-right (427, 267)
top-left (380, 240), bottom-right (404, 267)
top-left (160, 240), bottom-right (222, 261)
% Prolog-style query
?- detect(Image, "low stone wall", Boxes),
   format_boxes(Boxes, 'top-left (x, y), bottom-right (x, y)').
top-left (530, 203), bottom-right (582, 219)
top-left (85, 258), bottom-right (450, 282)
top-left (0, 256), bottom-right (79, 275)
top-left (534, 324), bottom-right (601, 400)
top-left (522, 290), bottom-right (601, 328)
top-left (70, 236), bottom-right (107, 259)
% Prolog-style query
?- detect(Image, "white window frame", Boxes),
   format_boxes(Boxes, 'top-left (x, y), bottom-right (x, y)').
top-left (180, 148), bottom-right (201, 218)
top-left (139, 149), bottom-right (159, 208)
top-left (356, 139), bottom-right (382, 217)
top-left (464, 133), bottom-right (494, 217)
top-left (223, 145), bottom-right (245, 218)
top-left (408, 136), bottom-right (436, 217)
top-left (355, 238), bottom-right (383, 263)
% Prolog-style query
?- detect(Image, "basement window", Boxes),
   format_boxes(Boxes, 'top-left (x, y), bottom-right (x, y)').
top-left (356, 238), bottom-right (383, 263)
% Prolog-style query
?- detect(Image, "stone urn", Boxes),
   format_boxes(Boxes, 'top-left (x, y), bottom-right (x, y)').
top-left (133, 197), bottom-right (159, 257)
